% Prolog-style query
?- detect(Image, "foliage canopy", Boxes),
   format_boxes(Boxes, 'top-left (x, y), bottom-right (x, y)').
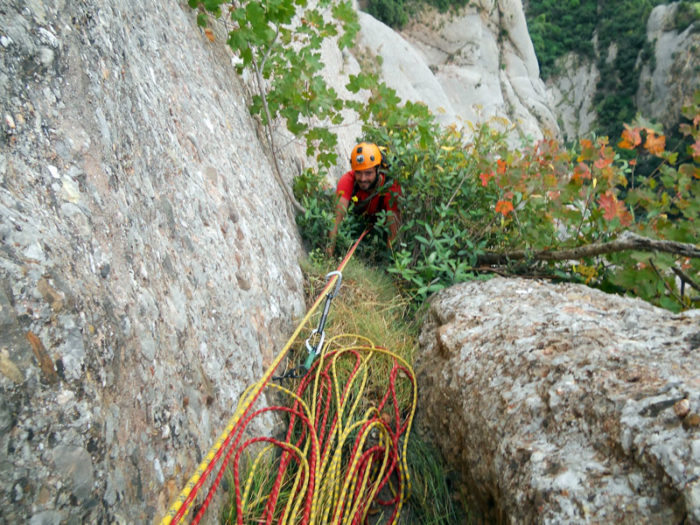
top-left (190, 0), bottom-right (700, 316)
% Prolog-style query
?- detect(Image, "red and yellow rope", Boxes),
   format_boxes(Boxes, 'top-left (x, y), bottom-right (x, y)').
top-left (161, 230), bottom-right (416, 524)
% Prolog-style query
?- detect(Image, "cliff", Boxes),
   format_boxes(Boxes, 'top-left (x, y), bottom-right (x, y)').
top-left (357, 0), bottom-right (560, 142)
top-left (3, 0), bottom-right (694, 522)
top-left (0, 1), bottom-right (305, 522)
top-left (545, 2), bottom-right (699, 141)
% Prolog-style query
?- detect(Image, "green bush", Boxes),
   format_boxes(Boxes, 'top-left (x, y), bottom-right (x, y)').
top-left (674, 1), bottom-right (700, 32)
top-left (526, 0), bottom-right (597, 77)
top-left (296, 88), bottom-right (700, 311)
top-left (365, 0), bottom-right (469, 29)
top-left (367, 0), bottom-right (409, 28)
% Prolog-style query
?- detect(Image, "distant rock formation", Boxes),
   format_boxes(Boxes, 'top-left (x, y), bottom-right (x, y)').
top-left (637, 3), bottom-right (700, 131)
top-left (545, 2), bottom-right (699, 141)
top-left (544, 53), bottom-right (599, 143)
top-left (417, 278), bottom-right (700, 523)
top-left (356, 0), bottom-right (560, 142)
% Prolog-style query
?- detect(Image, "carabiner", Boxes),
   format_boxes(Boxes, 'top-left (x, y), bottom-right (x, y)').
top-left (325, 271), bottom-right (343, 299)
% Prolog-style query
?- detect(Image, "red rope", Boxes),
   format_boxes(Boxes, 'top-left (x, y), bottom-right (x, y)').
top-left (169, 229), bottom-right (420, 523)
top-left (201, 345), bottom-right (413, 523)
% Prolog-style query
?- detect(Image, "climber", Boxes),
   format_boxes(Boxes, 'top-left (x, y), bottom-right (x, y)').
top-left (327, 142), bottom-right (401, 256)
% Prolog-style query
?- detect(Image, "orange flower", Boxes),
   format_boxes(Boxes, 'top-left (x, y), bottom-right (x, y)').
top-left (495, 200), bottom-right (514, 216)
top-left (594, 147), bottom-right (614, 169)
top-left (497, 159), bottom-right (507, 174)
top-left (572, 162), bottom-right (591, 182)
top-left (598, 191), bottom-right (633, 226)
top-left (479, 172), bottom-right (494, 187)
top-left (644, 131), bottom-right (666, 156)
top-left (618, 125), bottom-right (641, 150)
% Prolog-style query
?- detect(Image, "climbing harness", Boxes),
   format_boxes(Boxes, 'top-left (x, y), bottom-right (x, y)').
top-left (161, 228), bottom-right (416, 524)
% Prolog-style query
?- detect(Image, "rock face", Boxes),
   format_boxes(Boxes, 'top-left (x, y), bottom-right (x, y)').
top-left (417, 278), bottom-right (700, 523)
top-left (358, 0), bottom-right (560, 141)
top-left (546, 3), bottom-right (699, 141)
top-left (544, 53), bottom-right (599, 143)
top-left (637, 3), bottom-right (700, 131)
top-left (0, 0), bottom-right (305, 522)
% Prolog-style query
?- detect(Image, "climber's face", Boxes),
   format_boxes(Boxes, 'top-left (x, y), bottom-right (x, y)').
top-left (354, 168), bottom-right (377, 191)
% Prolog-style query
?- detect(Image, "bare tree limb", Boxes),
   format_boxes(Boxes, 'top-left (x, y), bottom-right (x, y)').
top-left (251, 56), bottom-right (306, 215)
top-left (672, 266), bottom-right (700, 293)
top-left (648, 258), bottom-right (684, 306)
top-left (476, 232), bottom-right (700, 265)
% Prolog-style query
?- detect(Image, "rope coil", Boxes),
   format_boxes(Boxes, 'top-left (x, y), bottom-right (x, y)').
top-left (161, 231), bottom-right (416, 525)
top-left (225, 337), bottom-right (416, 524)
top-left (161, 230), bottom-right (416, 524)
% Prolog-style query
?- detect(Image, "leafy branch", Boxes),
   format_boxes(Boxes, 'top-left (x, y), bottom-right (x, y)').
top-left (188, 0), bottom-right (360, 213)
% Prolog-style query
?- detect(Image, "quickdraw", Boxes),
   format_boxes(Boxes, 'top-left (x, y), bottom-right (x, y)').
top-left (274, 271), bottom-right (343, 381)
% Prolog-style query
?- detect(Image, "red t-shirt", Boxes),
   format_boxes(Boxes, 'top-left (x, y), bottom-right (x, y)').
top-left (336, 170), bottom-right (401, 217)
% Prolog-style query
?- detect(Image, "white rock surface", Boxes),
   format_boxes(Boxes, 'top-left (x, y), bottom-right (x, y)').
top-left (545, 53), bottom-right (599, 142)
top-left (393, 0), bottom-right (560, 141)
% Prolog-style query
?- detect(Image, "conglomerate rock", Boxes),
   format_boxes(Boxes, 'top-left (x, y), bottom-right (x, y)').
top-left (417, 277), bottom-right (700, 524)
top-left (0, 0), bottom-right (305, 522)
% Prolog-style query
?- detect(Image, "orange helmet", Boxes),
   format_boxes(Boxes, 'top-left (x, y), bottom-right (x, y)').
top-left (350, 142), bottom-right (382, 171)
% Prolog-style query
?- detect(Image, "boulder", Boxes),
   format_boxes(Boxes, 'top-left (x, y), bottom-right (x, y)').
top-left (417, 278), bottom-right (700, 523)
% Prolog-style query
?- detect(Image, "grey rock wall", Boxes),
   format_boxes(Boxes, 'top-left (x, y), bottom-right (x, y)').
top-left (637, 3), bottom-right (700, 131)
top-left (396, 0), bottom-right (559, 142)
top-left (417, 278), bottom-right (700, 524)
top-left (0, 0), bottom-right (305, 522)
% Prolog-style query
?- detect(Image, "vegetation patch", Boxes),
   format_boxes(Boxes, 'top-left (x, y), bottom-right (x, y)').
top-left (218, 256), bottom-right (467, 523)
top-left (365, 0), bottom-right (469, 29)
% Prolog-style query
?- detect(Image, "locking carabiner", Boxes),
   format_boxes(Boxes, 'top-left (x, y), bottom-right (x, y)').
top-left (302, 271), bottom-right (343, 369)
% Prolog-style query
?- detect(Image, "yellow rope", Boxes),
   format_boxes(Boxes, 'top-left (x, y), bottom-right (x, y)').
top-left (229, 334), bottom-right (416, 524)
top-left (161, 248), bottom-right (417, 524)
top-left (161, 268), bottom-right (346, 524)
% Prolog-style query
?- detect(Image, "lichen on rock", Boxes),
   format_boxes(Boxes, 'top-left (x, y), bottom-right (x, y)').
top-left (417, 277), bottom-right (700, 523)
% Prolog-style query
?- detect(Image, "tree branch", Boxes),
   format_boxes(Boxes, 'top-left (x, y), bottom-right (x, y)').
top-left (672, 266), bottom-right (700, 293)
top-left (251, 56), bottom-right (306, 215)
top-left (648, 258), bottom-right (684, 306)
top-left (476, 232), bottom-right (700, 265)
